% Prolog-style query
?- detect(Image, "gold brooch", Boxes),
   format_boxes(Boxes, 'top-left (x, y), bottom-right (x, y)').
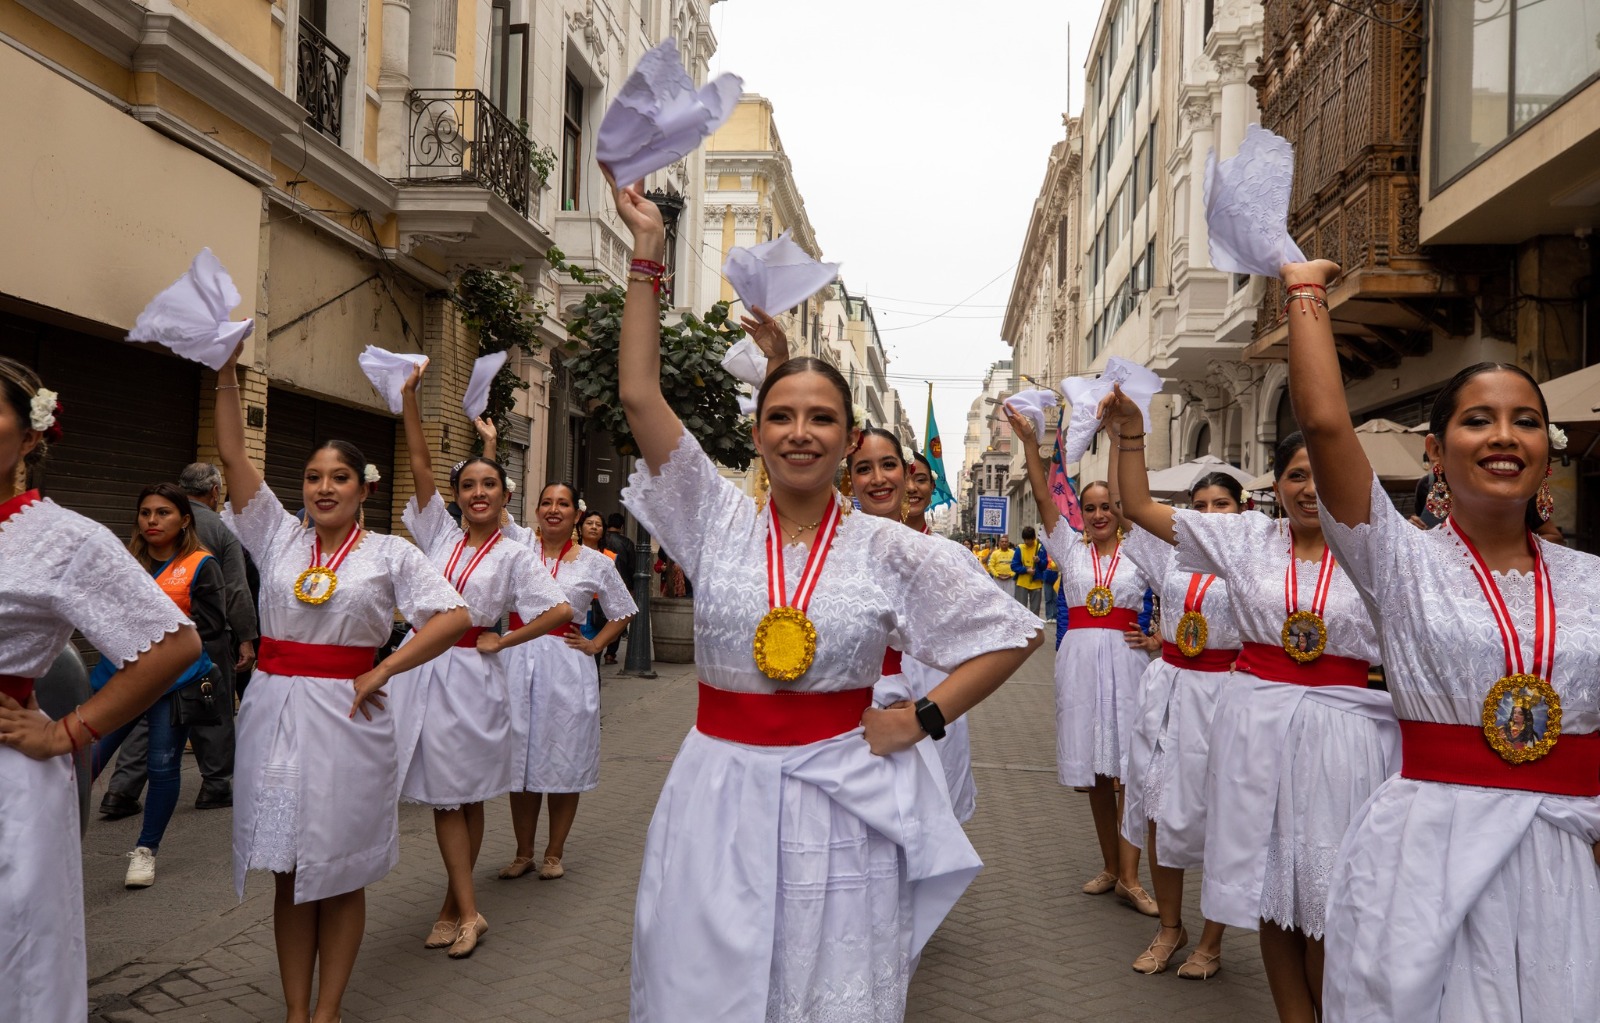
top-left (752, 606), bottom-right (818, 682)
top-left (1481, 674), bottom-right (1561, 764)
top-left (1280, 610), bottom-right (1327, 664)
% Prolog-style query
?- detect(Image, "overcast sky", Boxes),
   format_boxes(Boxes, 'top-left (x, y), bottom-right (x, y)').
top-left (710, 0), bottom-right (1102, 482)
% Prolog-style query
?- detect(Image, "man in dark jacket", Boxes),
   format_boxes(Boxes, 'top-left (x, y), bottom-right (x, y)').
top-left (601, 513), bottom-right (636, 665)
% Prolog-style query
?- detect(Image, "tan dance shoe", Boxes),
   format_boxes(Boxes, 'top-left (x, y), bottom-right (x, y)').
top-left (447, 914), bottom-right (488, 959)
top-left (498, 855), bottom-right (536, 880)
top-left (1082, 870), bottom-right (1118, 895)
top-left (1131, 926), bottom-right (1189, 974)
top-left (1115, 880), bottom-right (1161, 917)
top-left (1176, 948), bottom-right (1222, 980)
top-left (423, 919), bottom-right (458, 949)
top-left (538, 855), bottom-right (565, 880)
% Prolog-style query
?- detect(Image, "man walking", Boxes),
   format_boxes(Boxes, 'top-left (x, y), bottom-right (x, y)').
top-left (985, 534), bottom-right (1015, 591)
top-left (600, 513), bottom-right (636, 665)
top-left (101, 462), bottom-right (257, 817)
top-left (1010, 525), bottom-right (1047, 614)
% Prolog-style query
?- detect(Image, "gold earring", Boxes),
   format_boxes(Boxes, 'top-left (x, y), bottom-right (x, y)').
top-left (11, 459), bottom-right (27, 495)
top-left (754, 458), bottom-right (770, 510)
top-left (899, 489), bottom-right (911, 523)
top-left (839, 469), bottom-right (853, 500)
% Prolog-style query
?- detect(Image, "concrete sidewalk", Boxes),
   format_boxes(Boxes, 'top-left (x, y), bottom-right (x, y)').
top-left (85, 643), bottom-right (1275, 1021)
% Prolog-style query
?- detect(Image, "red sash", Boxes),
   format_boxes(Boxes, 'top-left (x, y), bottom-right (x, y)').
top-left (507, 615), bottom-right (574, 639)
top-left (256, 638), bottom-right (378, 679)
top-left (0, 675), bottom-right (32, 704)
top-left (1399, 719), bottom-right (1600, 797)
top-left (882, 648), bottom-right (904, 675)
top-left (696, 681), bottom-right (873, 747)
top-left (1160, 642), bottom-right (1237, 672)
top-left (1237, 642), bottom-right (1368, 687)
top-left (1068, 607), bottom-right (1139, 632)
top-left (455, 627), bottom-right (489, 648)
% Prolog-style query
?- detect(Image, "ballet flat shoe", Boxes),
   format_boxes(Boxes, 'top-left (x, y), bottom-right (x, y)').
top-left (498, 856), bottom-right (536, 880)
top-left (447, 914), bottom-right (488, 959)
top-left (424, 920), bottom-right (458, 949)
top-left (538, 856), bottom-right (565, 880)
top-left (1082, 871), bottom-right (1118, 895)
top-left (1177, 948), bottom-right (1223, 980)
top-left (1132, 927), bottom-right (1189, 975)
top-left (1115, 880), bottom-right (1161, 917)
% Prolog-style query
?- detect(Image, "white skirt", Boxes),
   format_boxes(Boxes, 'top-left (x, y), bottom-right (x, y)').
top-left (630, 725), bottom-right (981, 1023)
top-left (1200, 673), bottom-right (1398, 936)
top-left (1053, 626), bottom-right (1152, 786)
top-left (234, 671), bottom-right (400, 903)
top-left (0, 747), bottom-right (85, 1023)
top-left (873, 657), bottom-right (978, 824)
top-left (508, 632), bottom-right (600, 793)
top-left (1120, 658), bottom-right (1232, 869)
top-left (1324, 775), bottom-right (1600, 1022)
top-left (390, 641), bottom-right (515, 808)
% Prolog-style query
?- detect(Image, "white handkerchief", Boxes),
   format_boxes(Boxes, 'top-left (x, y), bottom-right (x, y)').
top-left (723, 231), bottom-right (840, 314)
top-left (1204, 124), bottom-right (1307, 277)
top-left (127, 248), bottom-right (254, 370)
top-left (720, 336), bottom-right (769, 389)
top-left (357, 346), bottom-right (428, 414)
top-left (463, 351), bottom-right (509, 422)
top-left (1059, 357), bottom-right (1163, 466)
top-left (738, 395), bottom-right (758, 416)
top-left (597, 38), bottom-right (744, 185)
top-left (1001, 388), bottom-right (1059, 440)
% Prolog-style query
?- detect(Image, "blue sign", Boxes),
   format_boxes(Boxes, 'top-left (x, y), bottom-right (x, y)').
top-left (977, 495), bottom-right (1009, 535)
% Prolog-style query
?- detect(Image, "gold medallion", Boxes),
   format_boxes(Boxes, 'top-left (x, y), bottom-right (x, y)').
top-left (1281, 609), bottom-right (1327, 664)
top-left (1481, 673), bottom-right (1562, 764)
top-left (1175, 610), bottom-right (1209, 658)
top-left (1086, 585), bottom-right (1115, 617)
top-left (752, 606), bottom-right (818, 682)
top-left (294, 566), bottom-right (338, 605)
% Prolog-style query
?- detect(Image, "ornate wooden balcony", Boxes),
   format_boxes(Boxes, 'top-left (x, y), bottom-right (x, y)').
top-left (1245, 0), bottom-right (1472, 377)
top-left (296, 19), bottom-right (349, 143)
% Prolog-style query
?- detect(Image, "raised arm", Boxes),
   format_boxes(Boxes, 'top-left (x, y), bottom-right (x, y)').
top-left (215, 342), bottom-right (265, 505)
top-left (1283, 259), bottom-right (1371, 527)
top-left (612, 180), bottom-right (684, 472)
top-left (473, 415), bottom-right (498, 462)
top-left (399, 360), bottom-right (437, 506)
top-left (1098, 386), bottom-right (1178, 544)
top-left (1103, 418), bottom-right (1134, 535)
top-left (1002, 405), bottom-right (1060, 536)
top-left (741, 306), bottom-right (789, 381)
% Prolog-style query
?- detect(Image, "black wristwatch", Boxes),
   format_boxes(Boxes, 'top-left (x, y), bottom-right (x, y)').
top-left (913, 697), bottom-right (947, 741)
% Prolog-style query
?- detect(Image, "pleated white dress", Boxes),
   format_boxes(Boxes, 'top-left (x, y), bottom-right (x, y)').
top-left (389, 495), bottom-right (567, 808)
top-left (1118, 525), bottom-right (1241, 869)
top-left (1320, 475), bottom-right (1600, 1022)
top-left (500, 523), bottom-right (636, 793)
top-left (1175, 510), bottom-right (1397, 937)
top-left (622, 433), bottom-right (1041, 1023)
top-left (226, 486), bottom-right (465, 903)
top-left (0, 495), bottom-right (188, 1023)
top-left (1040, 520), bottom-right (1153, 786)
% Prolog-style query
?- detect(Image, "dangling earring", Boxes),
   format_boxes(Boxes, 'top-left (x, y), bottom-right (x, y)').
top-left (1115, 524), bottom-right (1125, 543)
top-left (838, 469), bottom-right (853, 500)
top-left (11, 459), bottom-right (27, 496)
top-left (1424, 462), bottom-right (1452, 519)
top-left (898, 489), bottom-right (911, 523)
top-left (754, 458), bottom-right (770, 511)
top-left (1537, 464), bottom-right (1554, 522)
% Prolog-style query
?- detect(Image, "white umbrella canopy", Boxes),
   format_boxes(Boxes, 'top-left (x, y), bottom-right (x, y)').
top-left (1145, 455), bottom-right (1257, 499)
top-left (1354, 418), bottom-right (1428, 481)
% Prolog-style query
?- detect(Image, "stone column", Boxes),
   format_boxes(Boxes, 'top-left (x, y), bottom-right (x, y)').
top-left (377, 0), bottom-right (412, 178)
top-left (1181, 92), bottom-right (1215, 274)
top-left (1214, 46), bottom-right (1251, 159)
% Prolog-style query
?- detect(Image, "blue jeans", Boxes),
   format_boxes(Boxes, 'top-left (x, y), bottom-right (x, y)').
top-left (93, 694), bottom-right (187, 852)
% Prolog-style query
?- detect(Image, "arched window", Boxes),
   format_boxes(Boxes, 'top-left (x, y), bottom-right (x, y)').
top-left (1192, 422), bottom-right (1211, 459)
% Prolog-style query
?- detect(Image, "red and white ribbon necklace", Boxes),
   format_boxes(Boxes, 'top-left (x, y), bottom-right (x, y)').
top-left (1284, 529), bottom-right (1336, 619)
top-left (1183, 573), bottom-right (1218, 614)
top-left (1091, 537), bottom-right (1123, 591)
top-left (767, 496), bottom-right (843, 614)
top-left (542, 538), bottom-right (574, 578)
top-left (311, 524), bottom-right (363, 575)
top-left (1447, 519), bottom-right (1555, 681)
top-left (444, 529), bottom-right (502, 593)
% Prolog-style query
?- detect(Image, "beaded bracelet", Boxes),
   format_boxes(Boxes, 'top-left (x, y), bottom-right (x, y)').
top-left (627, 271), bottom-right (662, 294)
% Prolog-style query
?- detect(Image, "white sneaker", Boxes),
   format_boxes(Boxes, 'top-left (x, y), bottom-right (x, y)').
top-left (124, 847), bottom-right (156, 889)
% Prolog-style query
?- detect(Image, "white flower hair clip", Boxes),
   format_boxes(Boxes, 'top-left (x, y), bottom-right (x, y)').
top-left (852, 403), bottom-right (868, 427)
top-left (506, 478), bottom-right (516, 494)
top-left (1548, 424), bottom-right (1568, 452)
top-left (363, 464), bottom-right (381, 485)
top-left (577, 497), bottom-right (587, 512)
top-left (29, 388), bottom-right (59, 434)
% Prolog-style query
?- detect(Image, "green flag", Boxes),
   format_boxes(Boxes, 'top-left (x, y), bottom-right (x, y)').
top-left (923, 383), bottom-right (956, 510)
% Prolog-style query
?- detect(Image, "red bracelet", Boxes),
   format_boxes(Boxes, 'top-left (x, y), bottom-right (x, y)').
top-left (74, 706), bottom-right (101, 742)
top-left (61, 714), bottom-right (82, 752)
top-left (630, 258), bottom-right (666, 276)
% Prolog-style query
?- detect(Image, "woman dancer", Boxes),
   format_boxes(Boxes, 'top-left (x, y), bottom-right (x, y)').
top-left (392, 365), bottom-right (571, 958)
top-left (1108, 466), bottom-right (1244, 978)
top-left (1282, 260), bottom-right (1600, 1021)
top-left (903, 450), bottom-right (937, 535)
top-left (499, 483), bottom-right (636, 881)
top-left (214, 344), bottom-right (471, 1023)
top-left (851, 426), bottom-right (984, 823)
top-left (577, 509), bottom-right (613, 645)
top-left (1103, 389), bottom-right (1396, 1023)
top-left (1007, 406), bottom-right (1157, 915)
top-left (0, 358), bottom-right (200, 1023)
top-left (92, 483), bottom-right (228, 890)
top-left (612, 179), bottom-right (1042, 1022)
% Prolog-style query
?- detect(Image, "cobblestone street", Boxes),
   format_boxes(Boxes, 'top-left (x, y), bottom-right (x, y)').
top-left (84, 645), bottom-right (1275, 1022)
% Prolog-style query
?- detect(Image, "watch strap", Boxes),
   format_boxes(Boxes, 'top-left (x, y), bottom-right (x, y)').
top-left (913, 697), bottom-right (947, 741)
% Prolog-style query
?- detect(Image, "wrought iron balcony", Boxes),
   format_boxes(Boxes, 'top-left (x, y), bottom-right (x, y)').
top-left (296, 19), bottom-right (349, 143)
top-left (406, 89), bottom-right (532, 216)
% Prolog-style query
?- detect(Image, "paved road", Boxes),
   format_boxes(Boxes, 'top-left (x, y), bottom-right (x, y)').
top-left (85, 644), bottom-right (1275, 1022)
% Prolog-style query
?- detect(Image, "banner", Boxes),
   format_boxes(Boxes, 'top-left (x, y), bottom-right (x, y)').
top-left (923, 382), bottom-right (956, 510)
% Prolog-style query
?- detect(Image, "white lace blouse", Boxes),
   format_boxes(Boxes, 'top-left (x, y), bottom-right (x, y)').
top-left (1321, 474), bottom-right (1600, 729)
top-left (225, 485), bottom-right (464, 647)
top-left (1042, 519), bottom-right (1152, 614)
top-left (1121, 523), bottom-right (1241, 650)
top-left (621, 432), bottom-right (1040, 693)
top-left (500, 521), bottom-right (638, 626)
top-left (1174, 510), bottom-right (1380, 665)
top-left (0, 497), bottom-right (189, 678)
top-left (403, 496), bottom-right (567, 626)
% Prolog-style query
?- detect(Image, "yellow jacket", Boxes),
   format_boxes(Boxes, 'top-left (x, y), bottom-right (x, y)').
top-left (987, 546), bottom-right (1015, 580)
